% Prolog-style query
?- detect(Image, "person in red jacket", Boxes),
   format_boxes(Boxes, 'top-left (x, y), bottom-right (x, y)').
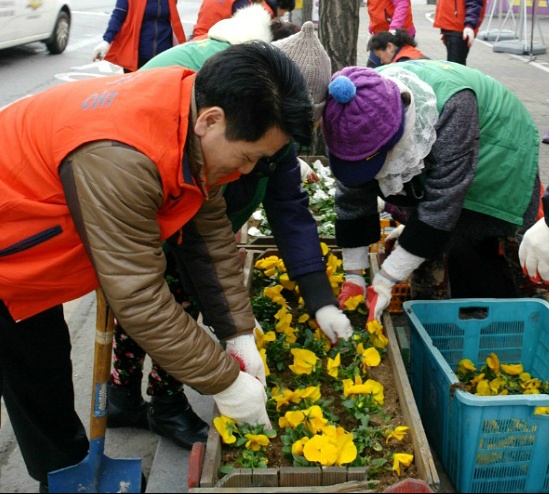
top-left (92, 0), bottom-right (186, 72)
top-left (366, 0), bottom-right (416, 68)
top-left (0, 42), bottom-right (313, 492)
top-left (433, 0), bottom-right (487, 65)
top-left (367, 29), bottom-right (427, 65)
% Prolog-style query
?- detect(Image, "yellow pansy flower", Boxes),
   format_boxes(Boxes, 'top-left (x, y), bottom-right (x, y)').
top-left (320, 242), bottom-right (330, 256)
top-left (289, 348), bottom-right (319, 375)
top-left (500, 363), bottom-right (524, 375)
top-left (213, 415), bottom-right (237, 445)
top-left (457, 359), bottom-right (476, 373)
top-left (254, 328), bottom-right (275, 350)
top-left (366, 319), bottom-right (389, 348)
top-left (263, 285), bottom-right (286, 305)
top-left (342, 376), bottom-right (384, 405)
top-left (476, 380), bottom-right (491, 396)
top-left (303, 434), bottom-right (339, 466)
top-left (343, 294), bottom-right (364, 311)
top-left (361, 346), bottom-right (381, 370)
top-left (244, 433), bottom-right (270, 451)
top-left (279, 273), bottom-right (296, 291)
top-left (534, 407), bottom-right (549, 415)
top-left (385, 426), bottom-right (409, 443)
top-left (486, 353), bottom-right (500, 374)
top-left (392, 453), bottom-right (414, 476)
top-left (259, 348), bottom-right (270, 377)
top-left (273, 388), bottom-right (296, 411)
top-left (293, 385), bottom-right (321, 403)
top-left (298, 313), bottom-right (310, 324)
top-left (254, 256), bottom-right (279, 271)
top-left (291, 437), bottom-right (309, 456)
top-left (327, 353), bottom-right (341, 378)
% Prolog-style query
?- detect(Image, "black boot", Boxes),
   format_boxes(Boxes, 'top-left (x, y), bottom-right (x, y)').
top-left (147, 392), bottom-right (209, 449)
top-left (106, 381), bottom-right (150, 430)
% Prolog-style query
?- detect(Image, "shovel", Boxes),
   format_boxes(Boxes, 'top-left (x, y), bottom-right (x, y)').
top-left (48, 288), bottom-right (142, 493)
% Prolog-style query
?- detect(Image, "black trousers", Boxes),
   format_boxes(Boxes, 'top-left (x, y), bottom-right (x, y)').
top-left (0, 302), bottom-right (89, 484)
top-left (442, 30), bottom-right (470, 65)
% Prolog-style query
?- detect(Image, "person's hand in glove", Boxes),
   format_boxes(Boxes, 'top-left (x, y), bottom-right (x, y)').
top-left (338, 246), bottom-right (370, 309)
top-left (298, 157), bottom-right (320, 184)
top-left (337, 274), bottom-right (367, 309)
top-left (213, 371), bottom-right (271, 428)
top-left (368, 245), bottom-right (425, 321)
top-left (519, 217), bottom-right (549, 283)
top-left (384, 224), bottom-right (405, 254)
top-left (462, 27), bottom-right (475, 47)
top-left (225, 333), bottom-right (266, 386)
top-left (92, 40), bottom-right (111, 61)
top-left (315, 305), bottom-right (354, 344)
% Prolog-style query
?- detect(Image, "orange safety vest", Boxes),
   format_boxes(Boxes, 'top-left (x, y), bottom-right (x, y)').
top-left (367, 0), bottom-right (415, 36)
top-left (193, 0), bottom-right (252, 38)
top-left (393, 44), bottom-right (425, 62)
top-left (106, 0), bottom-right (186, 72)
top-left (0, 68), bottom-right (205, 321)
top-left (433, 0), bottom-right (487, 34)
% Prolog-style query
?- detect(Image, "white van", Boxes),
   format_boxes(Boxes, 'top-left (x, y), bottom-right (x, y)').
top-left (0, 0), bottom-right (71, 54)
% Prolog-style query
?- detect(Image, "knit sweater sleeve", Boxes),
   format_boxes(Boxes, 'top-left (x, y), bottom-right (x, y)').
top-left (334, 180), bottom-right (382, 248)
top-left (399, 89), bottom-right (480, 259)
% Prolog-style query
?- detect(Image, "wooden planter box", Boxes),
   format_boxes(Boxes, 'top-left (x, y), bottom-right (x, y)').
top-left (188, 251), bottom-right (440, 493)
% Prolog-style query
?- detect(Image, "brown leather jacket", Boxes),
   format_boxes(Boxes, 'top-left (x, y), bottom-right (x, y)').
top-left (61, 130), bottom-right (252, 395)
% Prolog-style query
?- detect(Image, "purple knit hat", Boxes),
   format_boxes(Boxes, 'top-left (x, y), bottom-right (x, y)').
top-left (322, 67), bottom-right (405, 186)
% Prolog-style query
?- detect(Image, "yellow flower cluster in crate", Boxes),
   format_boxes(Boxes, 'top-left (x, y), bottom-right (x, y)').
top-left (214, 244), bottom-right (415, 479)
top-left (456, 352), bottom-right (549, 414)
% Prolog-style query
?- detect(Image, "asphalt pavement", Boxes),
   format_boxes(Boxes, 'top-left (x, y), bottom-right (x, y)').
top-left (1, 2), bottom-right (549, 493)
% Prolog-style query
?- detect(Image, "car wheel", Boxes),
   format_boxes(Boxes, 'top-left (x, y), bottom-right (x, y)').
top-left (45, 11), bottom-right (70, 54)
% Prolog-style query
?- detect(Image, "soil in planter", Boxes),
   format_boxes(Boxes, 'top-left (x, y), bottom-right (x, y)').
top-left (220, 308), bottom-right (419, 492)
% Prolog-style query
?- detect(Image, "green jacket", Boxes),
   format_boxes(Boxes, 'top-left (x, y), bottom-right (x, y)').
top-left (380, 60), bottom-right (538, 225)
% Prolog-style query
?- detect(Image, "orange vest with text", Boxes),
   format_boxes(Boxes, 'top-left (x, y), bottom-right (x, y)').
top-left (0, 68), bottom-right (204, 321)
top-left (106, 0), bottom-right (186, 72)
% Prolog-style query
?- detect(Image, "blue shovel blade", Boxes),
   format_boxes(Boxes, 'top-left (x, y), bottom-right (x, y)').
top-left (48, 439), bottom-right (141, 493)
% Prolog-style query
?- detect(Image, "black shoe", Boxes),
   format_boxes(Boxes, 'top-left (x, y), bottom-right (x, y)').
top-left (147, 392), bottom-right (209, 449)
top-left (106, 381), bottom-right (150, 430)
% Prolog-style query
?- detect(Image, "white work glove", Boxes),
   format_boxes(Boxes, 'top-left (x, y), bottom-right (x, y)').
top-left (315, 305), bottom-right (354, 344)
top-left (298, 157), bottom-right (320, 183)
top-left (519, 217), bottom-right (549, 283)
top-left (368, 273), bottom-right (395, 322)
top-left (337, 274), bottom-right (367, 309)
top-left (463, 27), bottom-right (475, 47)
top-left (92, 40), bottom-right (111, 61)
top-left (367, 245), bottom-right (425, 321)
top-left (225, 333), bottom-right (266, 386)
top-left (213, 371), bottom-right (272, 428)
top-left (384, 224), bottom-right (405, 254)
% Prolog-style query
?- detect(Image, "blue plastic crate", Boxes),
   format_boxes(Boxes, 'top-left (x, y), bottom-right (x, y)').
top-left (404, 299), bottom-right (549, 493)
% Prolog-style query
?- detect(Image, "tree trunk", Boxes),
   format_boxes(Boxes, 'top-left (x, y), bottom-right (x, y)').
top-left (318, 0), bottom-right (360, 72)
top-left (302, 0), bottom-right (313, 23)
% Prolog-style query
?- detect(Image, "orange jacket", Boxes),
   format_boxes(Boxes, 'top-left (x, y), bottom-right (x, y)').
top-left (106, 0), bottom-right (186, 72)
top-left (393, 44), bottom-right (425, 62)
top-left (367, 0), bottom-right (415, 36)
top-left (434, 0), bottom-right (487, 34)
top-left (0, 67), bottom-right (204, 321)
top-left (193, 0), bottom-right (252, 38)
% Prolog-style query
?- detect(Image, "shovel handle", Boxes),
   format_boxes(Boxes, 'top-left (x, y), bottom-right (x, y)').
top-left (90, 288), bottom-right (115, 441)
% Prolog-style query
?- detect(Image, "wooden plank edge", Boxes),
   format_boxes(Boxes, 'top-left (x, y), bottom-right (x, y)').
top-left (370, 254), bottom-right (440, 491)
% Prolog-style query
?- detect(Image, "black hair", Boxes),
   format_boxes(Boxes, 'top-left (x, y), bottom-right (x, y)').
top-left (270, 18), bottom-right (300, 41)
top-left (277, 0), bottom-right (296, 11)
top-left (195, 41), bottom-right (313, 147)
top-left (367, 29), bottom-right (417, 51)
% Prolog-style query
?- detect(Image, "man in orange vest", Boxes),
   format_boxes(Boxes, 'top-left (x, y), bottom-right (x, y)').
top-left (0, 42), bottom-right (313, 492)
